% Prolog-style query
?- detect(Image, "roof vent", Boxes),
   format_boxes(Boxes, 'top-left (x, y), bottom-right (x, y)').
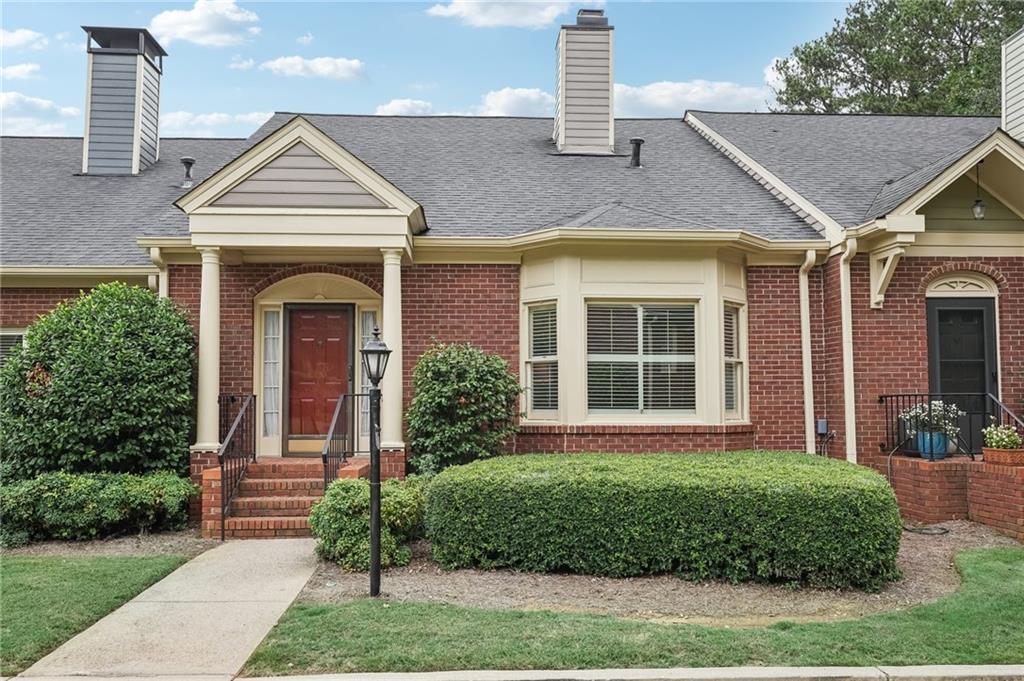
top-left (180, 156), bottom-right (196, 189)
top-left (629, 138), bottom-right (644, 168)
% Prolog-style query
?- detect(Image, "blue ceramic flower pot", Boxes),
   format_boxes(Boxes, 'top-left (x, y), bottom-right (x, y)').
top-left (917, 431), bottom-right (948, 460)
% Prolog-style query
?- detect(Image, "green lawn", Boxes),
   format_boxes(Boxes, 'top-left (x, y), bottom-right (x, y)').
top-left (245, 548), bottom-right (1024, 675)
top-left (0, 554), bottom-right (186, 675)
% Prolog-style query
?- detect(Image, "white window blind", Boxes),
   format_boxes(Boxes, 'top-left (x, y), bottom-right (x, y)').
top-left (723, 304), bottom-right (743, 415)
top-left (587, 304), bottom-right (696, 413)
top-left (0, 333), bottom-right (25, 365)
top-left (262, 310), bottom-right (281, 437)
top-left (527, 305), bottom-right (558, 413)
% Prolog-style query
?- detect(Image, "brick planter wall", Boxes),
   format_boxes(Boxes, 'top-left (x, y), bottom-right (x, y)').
top-left (871, 455), bottom-right (1024, 540)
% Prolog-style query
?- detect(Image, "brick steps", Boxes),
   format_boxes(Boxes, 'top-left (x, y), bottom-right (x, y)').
top-left (224, 515), bottom-right (312, 538)
top-left (209, 458), bottom-right (370, 539)
top-left (230, 495), bottom-right (320, 517)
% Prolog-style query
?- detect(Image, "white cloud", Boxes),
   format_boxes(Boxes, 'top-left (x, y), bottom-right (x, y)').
top-left (160, 110), bottom-right (272, 136)
top-left (1, 28), bottom-right (48, 49)
top-left (0, 91), bottom-right (79, 135)
top-left (426, 1), bottom-right (572, 29)
top-left (228, 55), bottom-right (254, 70)
top-left (259, 56), bottom-right (365, 80)
top-left (472, 87), bottom-right (555, 115)
top-left (1, 63), bottom-right (41, 80)
top-left (614, 80), bottom-right (770, 116)
top-left (375, 98), bottom-right (434, 115)
top-left (763, 57), bottom-right (785, 92)
top-left (149, 0), bottom-right (260, 47)
top-left (296, 31), bottom-right (314, 45)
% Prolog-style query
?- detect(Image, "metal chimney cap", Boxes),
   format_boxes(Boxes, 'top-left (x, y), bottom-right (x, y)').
top-left (575, 9), bottom-right (609, 27)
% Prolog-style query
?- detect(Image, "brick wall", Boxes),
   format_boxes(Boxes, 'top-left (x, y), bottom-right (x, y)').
top-left (746, 266), bottom-right (826, 451)
top-left (870, 456), bottom-right (970, 524)
top-left (0, 288), bottom-right (85, 327)
top-left (821, 256), bottom-right (847, 458)
top-left (514, 424), bottom-right (755, 453)
top-left (967, 462), bottom-right (1024, 540)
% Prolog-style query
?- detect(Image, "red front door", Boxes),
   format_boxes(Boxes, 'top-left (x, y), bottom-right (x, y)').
top-left (287, 306), bottom-right (351, 439)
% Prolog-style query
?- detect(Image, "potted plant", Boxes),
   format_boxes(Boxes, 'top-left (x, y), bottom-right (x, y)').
top-left (981, 423), bottom-right (1024, 466)
top-left (899, 400), bottom-right (964, 460)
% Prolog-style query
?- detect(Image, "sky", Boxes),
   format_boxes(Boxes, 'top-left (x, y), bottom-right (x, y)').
top-left (0, 1), bottom-right (849, 138)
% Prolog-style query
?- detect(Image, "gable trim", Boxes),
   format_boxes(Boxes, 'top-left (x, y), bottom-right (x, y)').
top-left (889, 130), bottom-right (1024, 219)
top-left (174, 115), bottom-right (424, 228)
top-left (684, 111), bottom-right (845, 246)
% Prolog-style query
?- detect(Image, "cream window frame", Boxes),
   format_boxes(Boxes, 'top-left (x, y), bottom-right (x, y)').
top-left (722, 302), bottom-right (747, 421)
top-left (584, 301), bottom-right (699, 417)
top-left (525, 302), bottom-right (559, 419)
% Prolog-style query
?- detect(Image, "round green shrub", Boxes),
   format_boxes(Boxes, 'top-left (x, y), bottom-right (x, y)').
top-left (426, 452), bottom-right (902, 591)
top-left (406, 342), bottom-right (520, 474)
top-left (309, 476), bottom-right (427, 570)
top-left (0, 471), bottom-right (197, 541)
top-left (0, 283), bottom-right (196, 480)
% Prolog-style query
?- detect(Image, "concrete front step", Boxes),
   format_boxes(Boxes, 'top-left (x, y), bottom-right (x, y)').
top-left (230, 495), bottom-right (320, 517)
top-left (224, 515), bottom-right (312, 538)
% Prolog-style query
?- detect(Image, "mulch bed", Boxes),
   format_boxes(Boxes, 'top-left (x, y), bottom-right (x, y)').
top-left (299, 520), bottom-right (1020, 626)
top-left (1, 525), bottom-right (218, 560)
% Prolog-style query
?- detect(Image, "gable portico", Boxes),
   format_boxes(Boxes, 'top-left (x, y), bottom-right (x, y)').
top-left (173, 116), bottom-right (423, 461)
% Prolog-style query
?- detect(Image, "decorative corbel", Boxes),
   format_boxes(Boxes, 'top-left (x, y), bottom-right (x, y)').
top-left (869, 245), bottom-right (905, 309)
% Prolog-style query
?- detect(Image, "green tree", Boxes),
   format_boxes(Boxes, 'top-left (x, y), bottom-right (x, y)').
top-left (771, 0), bottom-right (1024, 115)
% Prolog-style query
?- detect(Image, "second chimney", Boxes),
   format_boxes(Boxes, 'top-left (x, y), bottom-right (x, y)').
top-left (81, 26), bottom-right (167, 175)
top-left (1003, 26), bottom-right (1024, 143)
top-left (553, 9), bottom-right (614, 155)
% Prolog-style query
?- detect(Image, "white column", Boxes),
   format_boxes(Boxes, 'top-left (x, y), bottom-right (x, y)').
top-left (193, 247), bottom-right (221, 451)
top-left (839, 238), bottom-right (859, 462)
top-left (381, 248), bottom-right (404, 448)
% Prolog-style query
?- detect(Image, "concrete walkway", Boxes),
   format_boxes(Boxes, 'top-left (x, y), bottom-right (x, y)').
top-left (20, 538), bottom-right (316, 681)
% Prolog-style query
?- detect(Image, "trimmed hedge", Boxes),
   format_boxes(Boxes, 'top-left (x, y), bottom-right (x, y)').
top-left (309, 476), bottom-right (427, 570)
top-left (426, 452), bottom-right (902, 591)
top-left (0, 472), bottom-right (197, 545)
top-left (0, 283), bottom-right (196, 481)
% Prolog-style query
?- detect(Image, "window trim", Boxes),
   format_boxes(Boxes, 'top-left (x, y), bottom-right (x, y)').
top-left (722, 302), bottom-right (745, 420)
top-left (584, 301), bottom-right (698, 416)
top-left (0, 328), bottom-right (27, 365)
top-left (525, 302), bottom-right (559, 419)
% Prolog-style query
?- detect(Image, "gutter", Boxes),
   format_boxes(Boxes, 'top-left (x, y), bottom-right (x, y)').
top-left (839, 237), bottom-right (859, 462)
top-left (798, 249), bottom-right (817, 455)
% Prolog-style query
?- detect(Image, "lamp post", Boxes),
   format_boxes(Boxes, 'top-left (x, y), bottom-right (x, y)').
top-left (360, 326), bottom-right (391, 597)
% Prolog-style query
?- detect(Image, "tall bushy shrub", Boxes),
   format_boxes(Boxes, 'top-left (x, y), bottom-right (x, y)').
top-left (0, 283), bottom-right (196, 480)
top-left (426, 452), bottom-right (902, 591)
top-left (406, 343), bottom-right (520, 474)
top-left (309, 476), bottom-right (427, 570)
top-left (0, 471), bottom-right (196, 543)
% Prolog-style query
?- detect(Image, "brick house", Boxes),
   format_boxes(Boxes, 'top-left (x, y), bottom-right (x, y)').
top-left (2, 16), bottom-right (1023, 539)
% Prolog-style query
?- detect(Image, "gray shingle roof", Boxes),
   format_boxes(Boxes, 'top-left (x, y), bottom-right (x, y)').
top-left (0, 137), bottom-right (245, 267)
top-left (689, 112), bottom-right (1001, 227)
top-left (2, 112), bottom-right (1008, 268)
top-left (247, 114), bottom-right (821, 240)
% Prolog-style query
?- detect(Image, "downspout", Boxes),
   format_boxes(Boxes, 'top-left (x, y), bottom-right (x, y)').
top-left (839, 237), bottom-right (859, 462)
top-left (799, 249), bottom-right (817, 455)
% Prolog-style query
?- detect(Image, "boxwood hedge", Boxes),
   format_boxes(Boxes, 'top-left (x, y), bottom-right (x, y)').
top-left (425, 452), bottom-right (902, 591)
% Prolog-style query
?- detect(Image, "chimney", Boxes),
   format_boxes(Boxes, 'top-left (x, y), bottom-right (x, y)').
top-left (553, 9), bottom-right (614, 155)
top-left (1003, 26), bottom-right (1024, 142)
top-left (81, 26), bottom-right (167, 175)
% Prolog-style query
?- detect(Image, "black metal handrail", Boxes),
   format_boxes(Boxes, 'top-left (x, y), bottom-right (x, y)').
top-left (321, 392), bottom-right (369, 487)
top-left (218, 393), bottom-right (255, 540)
top-left (878, 392), bottom-right (1022, 461)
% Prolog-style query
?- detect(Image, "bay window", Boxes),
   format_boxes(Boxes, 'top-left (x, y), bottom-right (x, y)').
top-left (586, 303), bottom-right (696, 413)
